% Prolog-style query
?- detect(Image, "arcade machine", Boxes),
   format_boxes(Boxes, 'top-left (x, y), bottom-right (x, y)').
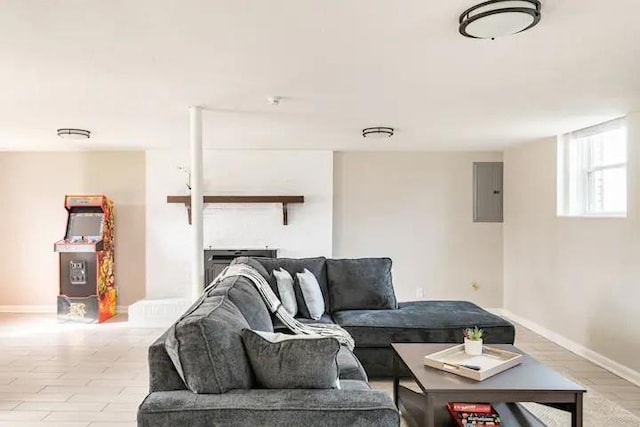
top-left (54, 195), bottom-right (116, 323)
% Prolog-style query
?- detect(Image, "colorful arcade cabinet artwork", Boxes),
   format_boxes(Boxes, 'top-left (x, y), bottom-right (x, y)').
top-left (54, 195), bottom-right (116, 323)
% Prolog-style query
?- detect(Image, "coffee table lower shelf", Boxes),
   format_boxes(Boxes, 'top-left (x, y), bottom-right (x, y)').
top-left (398, 385), bottom-right (546, 427)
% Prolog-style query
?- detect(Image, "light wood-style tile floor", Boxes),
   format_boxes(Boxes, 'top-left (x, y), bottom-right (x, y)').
top-left (0, 313), bottom-right (639, 426)
top-left (511, 323), bottom-right (640, 418)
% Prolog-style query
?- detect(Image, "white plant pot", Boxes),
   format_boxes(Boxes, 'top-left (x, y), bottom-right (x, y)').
top-left (464, 338), bottom-right (483, 356)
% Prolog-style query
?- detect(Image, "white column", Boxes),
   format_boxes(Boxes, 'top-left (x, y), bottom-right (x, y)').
top-left (189, 106), bottom-right (204, 301)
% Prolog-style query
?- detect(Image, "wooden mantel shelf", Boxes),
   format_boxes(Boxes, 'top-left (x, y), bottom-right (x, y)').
top-left (167, 195), bottom-right (304, 225)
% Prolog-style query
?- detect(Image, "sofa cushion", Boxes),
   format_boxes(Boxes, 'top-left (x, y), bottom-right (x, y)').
top-left (332, 301), bottom-right (516, 348)
top-left (295, 268), bottom-right (325, 320)
top-left (273, 268), bottom-right (298, 316)
top-left (230, 256), bottom-right (271, 280)
top-left (326, 258), bottom-right (397, 312)
top-left (207, 275), bottom-right (273, 333)
top-left (253, 257), bottom-right (330, 311)
top-left (337, 346), bottom-right (368, 382)
top-left (137, 388), bottom-right (400, 427)
top-left (229, 256), bottom-right (280, 322)
top-left (165, 295), bottom-right (254, 394)
top-left (242, 330), bottom-right (340, 389)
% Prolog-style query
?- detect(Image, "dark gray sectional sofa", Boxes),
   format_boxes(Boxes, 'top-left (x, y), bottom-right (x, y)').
top-left (260, 256), bottom-right (515, 377)
top-left (138, 256), bottom-right (514, 426)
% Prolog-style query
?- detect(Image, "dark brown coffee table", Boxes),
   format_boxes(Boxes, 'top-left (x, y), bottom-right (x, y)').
top-left (392, 343), bottom-right (585, 427)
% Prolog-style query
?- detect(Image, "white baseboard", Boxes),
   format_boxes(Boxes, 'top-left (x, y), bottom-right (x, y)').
top-left (501, 309), bottom-right (640, 388)
top-left (0, 305), bottom-right (56, 313)
top-left (485, 307), bottom-right (505, 316)
top-left (0, 305), bottom-right (129, 314)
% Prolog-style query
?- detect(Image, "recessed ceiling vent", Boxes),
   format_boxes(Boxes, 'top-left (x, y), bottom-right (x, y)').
top-left (459, 0), bottom-right (542, 40)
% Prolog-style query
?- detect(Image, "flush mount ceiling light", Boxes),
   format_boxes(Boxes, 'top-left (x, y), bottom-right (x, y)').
top-left (57, 128), bottom-right (91, 140)
top-left (459, 0), bottom-right (541, 40)
top-left (362, 127), bottom-right (394, 139)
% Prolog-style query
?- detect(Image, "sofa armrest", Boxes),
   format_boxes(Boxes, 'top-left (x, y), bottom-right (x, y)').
top-left (148, 332), bottom-right (187, 392)
top-left (138, 389), bottom-right (399, 427)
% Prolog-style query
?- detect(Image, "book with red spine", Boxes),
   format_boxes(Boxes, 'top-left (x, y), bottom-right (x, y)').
top-left (446, 402), bottom-right (502, 426)
top-left (450, 403), bottom-right (492, 413)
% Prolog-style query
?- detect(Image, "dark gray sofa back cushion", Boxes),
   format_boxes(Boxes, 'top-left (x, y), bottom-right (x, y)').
top-left (207, 275), bottom-right (273, 333)
top-left (252, 257), bottom-right (330, 312)
top-left (230, 256), bottom-right (271, 280)
top-left (165, 295), bottom-right (254, 394)
top-left (326, 258), bottom-right (397, 312)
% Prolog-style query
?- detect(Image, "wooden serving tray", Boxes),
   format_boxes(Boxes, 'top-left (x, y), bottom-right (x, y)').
top-left (423, 344), bottom-right (523, 381)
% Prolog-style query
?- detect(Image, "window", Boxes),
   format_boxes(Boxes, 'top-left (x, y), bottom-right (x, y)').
top-left (557, 118), bottom-right (627, 217)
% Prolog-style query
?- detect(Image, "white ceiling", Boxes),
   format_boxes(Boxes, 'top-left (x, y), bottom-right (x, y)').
top-left (1, 0), bottom-right (639, 151)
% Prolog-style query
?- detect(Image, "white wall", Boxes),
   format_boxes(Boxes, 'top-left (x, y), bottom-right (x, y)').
top-left (0, 151), bottom-right (146, 308)
top-left (333, 151), bottom-right (504, 306)
top-left (503, 112), bottom-right (640, 372)
top-left (145, 150), bottom-right (333, 299)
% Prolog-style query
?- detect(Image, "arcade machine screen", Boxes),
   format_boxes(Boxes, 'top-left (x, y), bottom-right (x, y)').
top-left (67, 213), bottom-right (103, 239)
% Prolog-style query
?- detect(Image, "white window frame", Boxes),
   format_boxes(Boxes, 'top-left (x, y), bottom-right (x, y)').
top-left (557, 118), bottom-right (627, 218)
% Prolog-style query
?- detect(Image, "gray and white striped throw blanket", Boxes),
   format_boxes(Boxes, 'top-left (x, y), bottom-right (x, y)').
top-left (205, 263), bottom-right (355, 350)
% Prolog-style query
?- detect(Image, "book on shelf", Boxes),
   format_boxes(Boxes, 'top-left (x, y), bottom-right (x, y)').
top-left (446, 402), bottom-right (501, 426)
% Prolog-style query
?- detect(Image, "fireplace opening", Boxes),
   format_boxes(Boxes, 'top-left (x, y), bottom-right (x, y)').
top-left (204, 248), bottom-right (277, 286)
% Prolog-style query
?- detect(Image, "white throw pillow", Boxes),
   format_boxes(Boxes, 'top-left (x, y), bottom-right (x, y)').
top-left (273, 268), bottom-right (297, 316)
top-left (296, 268), bottom-right (325, 321)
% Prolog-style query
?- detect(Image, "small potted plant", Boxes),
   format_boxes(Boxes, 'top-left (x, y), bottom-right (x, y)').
top-left (463, 326), bottom-right (484, 356)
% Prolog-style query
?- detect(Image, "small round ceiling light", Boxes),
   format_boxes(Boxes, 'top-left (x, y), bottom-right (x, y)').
top-left (57, 128), bottom-right (91, 140)
top-left (459, 0), bottom-right (541, 40)
top-left (362, 127), bottom-right (394, 139)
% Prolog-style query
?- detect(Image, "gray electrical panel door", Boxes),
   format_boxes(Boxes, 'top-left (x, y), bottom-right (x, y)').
top-left (473, 162), bottom-right (503, 222)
